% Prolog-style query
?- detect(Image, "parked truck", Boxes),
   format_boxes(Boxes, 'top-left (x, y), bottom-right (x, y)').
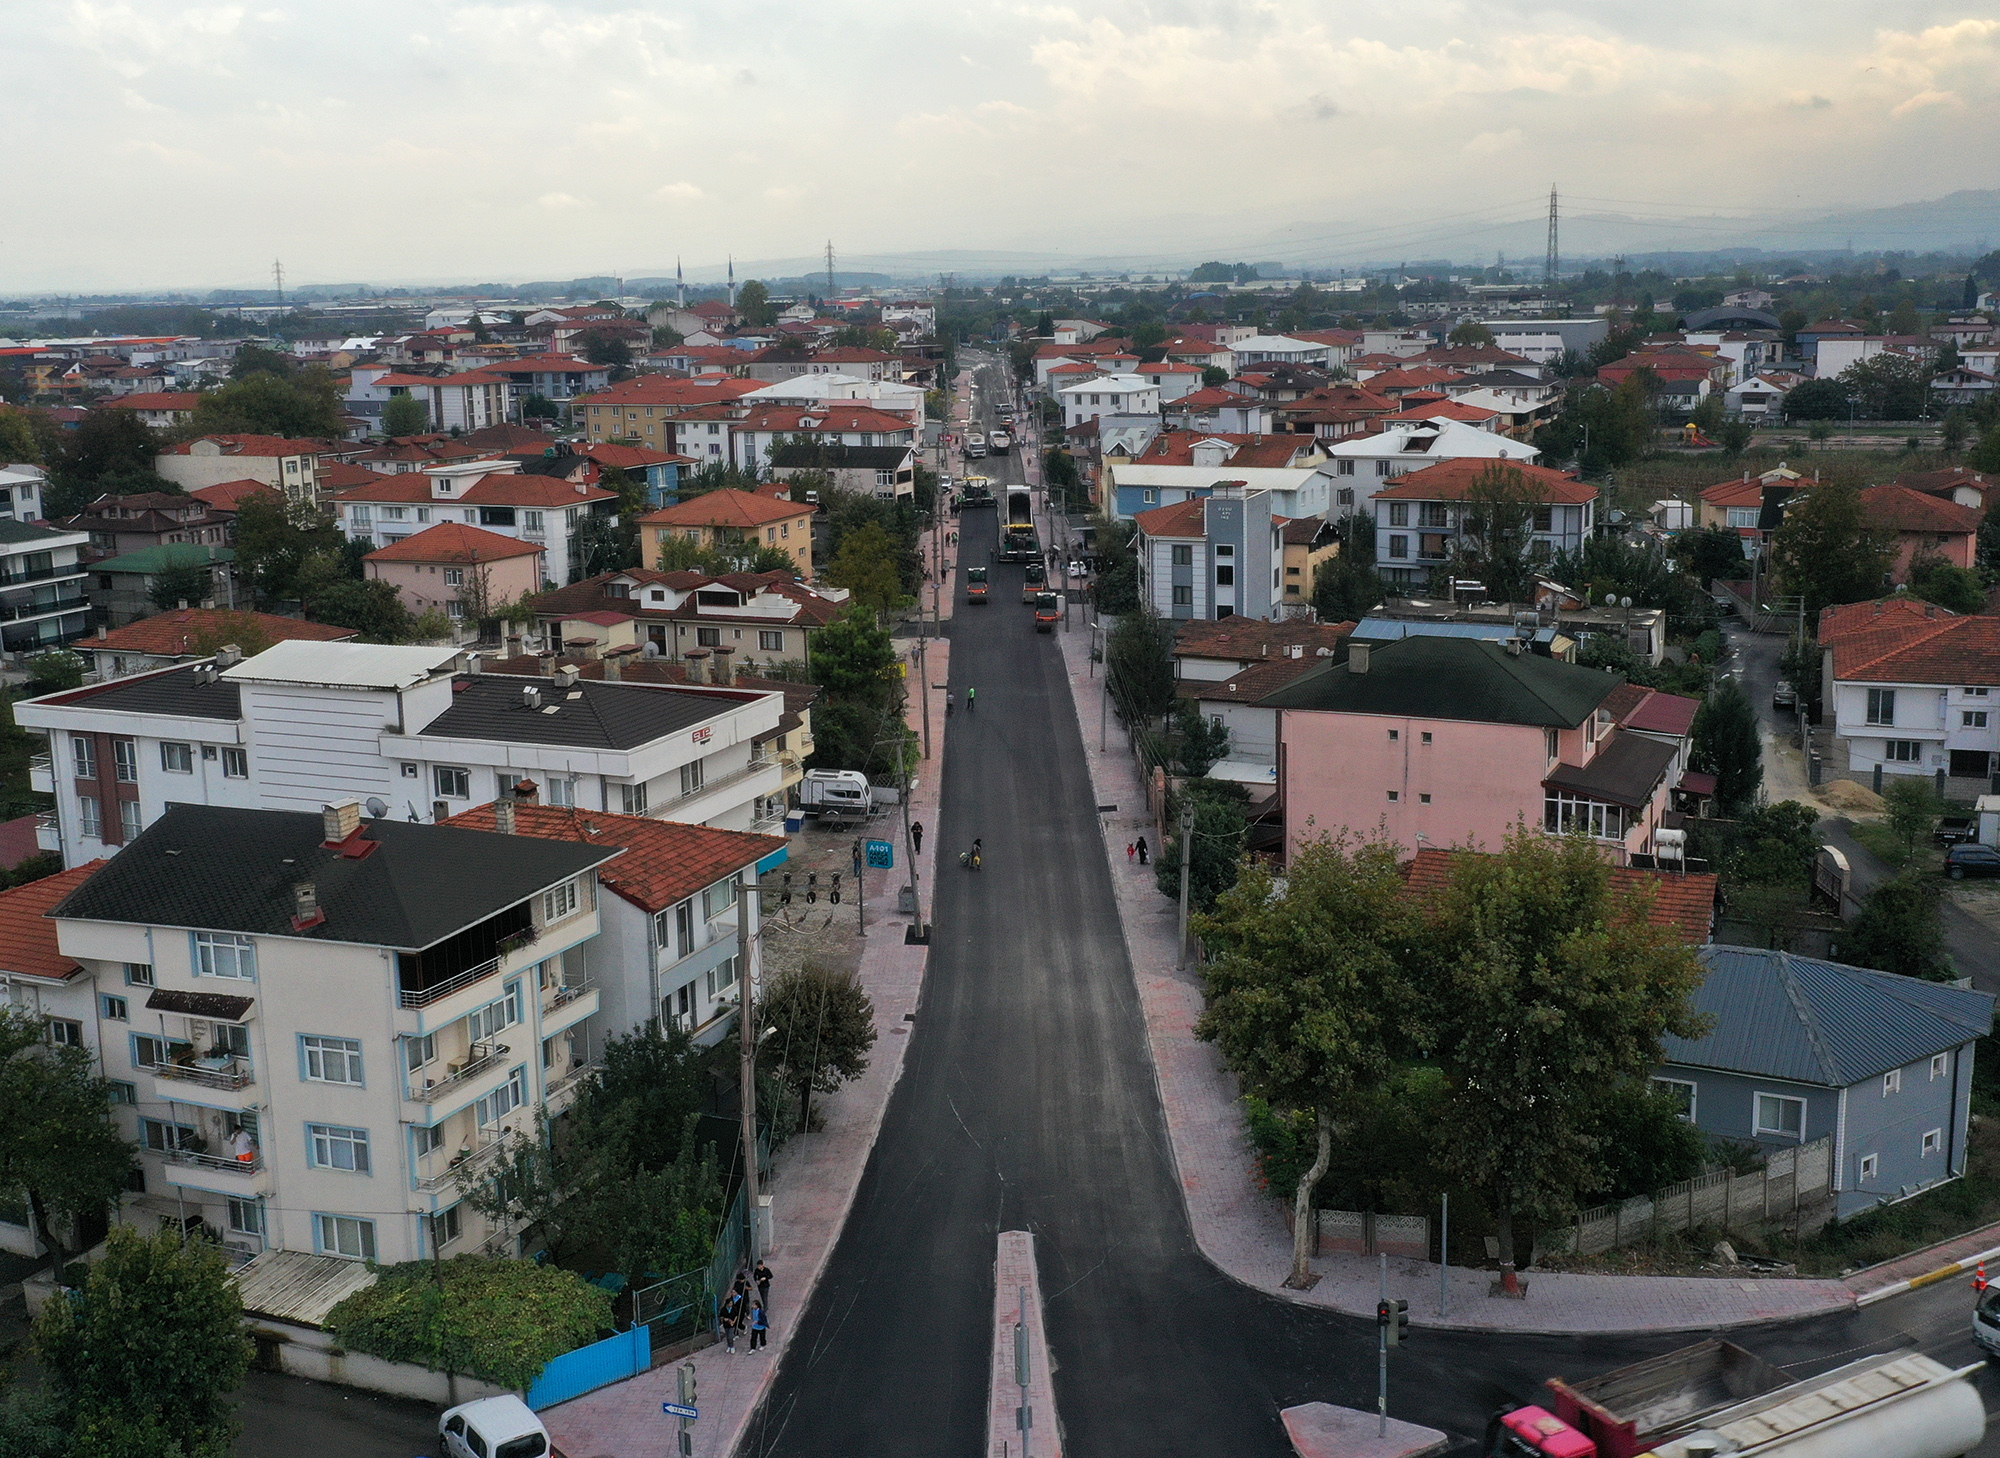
top-left (1488, 1340), bottom-right (1984, 1458)
top-left (797, 769), bottom-right (871, 825)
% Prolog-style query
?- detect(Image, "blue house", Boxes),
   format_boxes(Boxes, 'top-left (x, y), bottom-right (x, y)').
top-left (1656, 947), bottom-right (1993, 1217)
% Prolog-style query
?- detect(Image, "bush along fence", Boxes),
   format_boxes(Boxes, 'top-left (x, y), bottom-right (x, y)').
top-left (1555, 1137), bottom-right (1837, 1258)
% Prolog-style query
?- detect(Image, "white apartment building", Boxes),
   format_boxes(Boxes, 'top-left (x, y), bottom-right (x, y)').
top-left (1227, 335), bottom-right (1332, 369)
top-left (0, 519), bottom-right (91, 654)
top-left (1319, 420), bottom-right (1540, 514)
top-left (0, 463), bottom-right (49, 522)
top-left (17, 640), bottom-right (788, 866)
top-left (1056, 374), bottom-right (1162, 429)
top-left (156, 436), bottom-right (328, 504)
top-left (1819, 599), bottom-right (2000, 785)
top-left (49, 801), bottom-right (615, 1265)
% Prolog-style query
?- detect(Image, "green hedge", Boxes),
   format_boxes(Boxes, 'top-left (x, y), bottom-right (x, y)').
top-left (326, 1256), bottom-right (613, 1391)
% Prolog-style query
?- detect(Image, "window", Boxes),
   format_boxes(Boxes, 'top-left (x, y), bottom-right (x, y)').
top-left (227, 1197), bottom-right (264, 1237)
top-left (434, 766), bottom-right (469, 800)
top-left (48, 1019), bottom-right (83, 1047)
top-left (414, 1123), bottom-right (445, 1157)
top-left (706, 955), bottom-right (740, 999)
top-left (404, 1033), bottom-right (436, 1072)
top-left (1214, 565), bottom-right (1234, 586)
top-left (620, 781), bottom-right (648, 815)
top-left (1387, 503), bottom-right (1409, 527)
top-left (100, 994), bottom-right (127, 1021)
top-left (1922, 1128), bottom-right (1942, 1157)
top-left (474, 1067), bottom-right (527, 1128)
top-left (431, 1204), bottom-right (462, 1250)
top-left (108, 1081), bottom-right (136, 1106)
top-left (1420, 732), bottom-right (1433, 745)
top-left (1388, 535), bottom-right (1408, 559)
top-left (302, 1036), bottom-right (364, 1086)
top-left (542, 879), bottom-right (580, 923)
top-left (1142, 490), bottom-right (1157, 503)
top-left (71, 734), bottom-right (96, 778)
top-left (1170, 544), bottom-right (1193, 567)
top-left (1336, 460), bottom-right (1355, 476)
top-left (141, 1117), bottom-right (197, 1152)
top-left (696, 626), bottom-right (722, 648)
top-left (676, 900), bottom-right (697, 956)
top-left (1419, 793), bottom-right (1432, 804)
top-left (1171, 585), bottom-right (1192, 606)
top-left (195, 932), bottom-right (256, 980)
top-left (1650, 1077), bottom-right (1697, 1121)
top-left (1964, 711), bottom-right (1989, 729)
top-left (79, 795), bottom-right (101, 839)
top-left (133, 1034), bottom-right (171, 1069)
top-left (1883, 1068), bottom-right (1902, 1096)
top-left (467, 984), bottom-right (521, 1042)
top-left (680, 761), bottom-right (705, 797)
top-left (760, 630), bottom-right (784, 652)
top-left (1532, 506), bottom-right (1553, 533)
top-left (160, 742), bottom-right (193, 773)
top-left (545, 776), bottom-right (577, 808)
top-left (314, 1214), bottom-right (376, 1261)
top-left (221, 747), bottom-right (247, 778)
top-left (307, 1124), bottom-right (371, 1173)
top-left (113, 738), bottom-right (137, 782)
top-left (1884, 740), bottom-right (1922, 763)
top-left (1753, 1092), bottom-right (1805, 1140)
top-left (1859, 1153), bottom-right (1878, 1182)
top-left (703, 879), bottom-right (737, 921)
top-left (1543, 792), bottom-right (1625, 841)
top-left (1933, 1051), bottom-right (1951, 1080)
top-left (119, 800), bottom-right (141, 841)
top-left (1968, 687), bottom-right (1990, 698)
top-left (1386, 790), bottom-right (1400, 802)
top-left (1866, 688), bottom-right (1896, 726)
top-left (1376, 461), bottom-right (1392, 477)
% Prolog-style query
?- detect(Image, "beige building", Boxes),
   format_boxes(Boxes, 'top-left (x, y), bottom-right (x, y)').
top-left (156, 435), bottom-right (329, 504)
top-left (637, 489), bottom-right (815, 580)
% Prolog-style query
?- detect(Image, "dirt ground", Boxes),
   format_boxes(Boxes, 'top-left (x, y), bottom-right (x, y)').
top-left (756, 812), bottom-right (908, 982)
top-left (1950, 876), bottom-right (2000, 938)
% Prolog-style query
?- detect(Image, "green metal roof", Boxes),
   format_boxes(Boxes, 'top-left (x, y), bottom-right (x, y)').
top-left (90, 544), bottom-right (236, 576)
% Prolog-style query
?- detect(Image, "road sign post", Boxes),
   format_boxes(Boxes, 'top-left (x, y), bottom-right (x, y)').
top-left (669, 1362), bottom-right (697, 1455)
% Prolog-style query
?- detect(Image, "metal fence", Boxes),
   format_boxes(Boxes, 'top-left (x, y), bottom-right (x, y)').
top-left (1560, 1137), bottom-right (1835, 1257)
top-left (1314, 1210), bottom-right (1430, 1260)
top-left (524, 1323), bottom-right (651, 1411)
top-left (631, 1269), bottom-right (707, 1345)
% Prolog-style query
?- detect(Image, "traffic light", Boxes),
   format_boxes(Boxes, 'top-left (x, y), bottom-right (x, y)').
top-left (1389, 1298), bottom-right (1409, 1345)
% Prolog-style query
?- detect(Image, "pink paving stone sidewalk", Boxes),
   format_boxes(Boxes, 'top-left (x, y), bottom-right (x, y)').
top-left (1846, 1220), bottom-right (2000, 1299)
top-left (988, 1232), bottom-right (1063, 1458)
top-left (1052, 628), bottom-right (1857, 1335)
top-left (544, 630), bottom-right (954, 1458)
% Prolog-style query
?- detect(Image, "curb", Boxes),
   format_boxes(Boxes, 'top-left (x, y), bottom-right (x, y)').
top-left (1854, 1240), bottom-right (2000, 1308)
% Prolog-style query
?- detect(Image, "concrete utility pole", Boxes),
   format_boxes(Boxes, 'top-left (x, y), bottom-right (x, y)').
top-left (737, 895), bottom-right (764, 1267)
top-left (1176, 803), bottom-right (1196, 967)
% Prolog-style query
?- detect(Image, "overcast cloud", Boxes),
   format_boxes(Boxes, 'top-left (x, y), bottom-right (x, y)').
top-left (1, 1), bottom-right (1996, 291)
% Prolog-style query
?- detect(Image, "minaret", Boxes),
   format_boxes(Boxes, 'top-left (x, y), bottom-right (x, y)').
top-left (728, 255), bottom-right (737, 310)
top-left (676, 257), bottom-right (685, 310)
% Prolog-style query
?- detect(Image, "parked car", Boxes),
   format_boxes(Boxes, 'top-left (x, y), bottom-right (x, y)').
top-left (442, 1396), bottom-right (552, 1458)
top-left (1935, 815), bottom-right (1979, 847)
top-left (1945, 843), bottom-right (2000, 880)
top-left (1772, 681), bottom-right (1797, 712)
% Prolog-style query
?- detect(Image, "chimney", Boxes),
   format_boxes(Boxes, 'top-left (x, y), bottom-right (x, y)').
top-left (686, 648), bottom-right (711, 684)
top-left (292, 882), bottom-right (324, 930)
top-left (553, 664), bottom-right (580, 689)
top-left (537, 651), bottom-right (556, 677)
top-left (1349, 642), bottom-right (1371, 674)
top-left (322, 799), bottom-right (362, 844)
top-left (494, 799), bottom-right (516, 835)
top-left (214, 643), bottom-right (243, 668)
top-left (603, 654), bottom-right (622, 682)
top-left (466, 652), bottom-right (482, 675)
top-left (523, 684), bottom-right (542, 710)
top-left (96, 624), bottom-right (107, 641)
top-left (514, 778), bottom-right (540, 804)
top-left (713, 645), bottom-right (735, 685)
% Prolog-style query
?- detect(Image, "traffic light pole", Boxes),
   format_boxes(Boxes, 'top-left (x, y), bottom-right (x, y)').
top-left (1377, 1254), bottom-right (1388, 1438)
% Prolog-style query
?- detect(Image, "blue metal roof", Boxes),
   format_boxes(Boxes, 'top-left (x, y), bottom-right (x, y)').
top-left (1662, 946), bottom-right (1994, 1087)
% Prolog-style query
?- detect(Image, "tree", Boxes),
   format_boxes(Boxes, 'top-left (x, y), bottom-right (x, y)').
top-left (1419, 828), bottom-right (1711, 1293)
top-left (825, 520), bottom-right (909, 619)
top-left (1882, 775), bottom-right (1943, 856)
top-left (581, 331), bottom-right (632, 369)
top-left (736, 280), bottom-right (775, 327)
top-left (1173, 697), bottom-right (1231, 777)
top-left (188, 366), bottom-right (344, 439)
top-left (1155, 778), bottom-right (1249, 913)
top-left (807, 603), bottom-right (906, 773)
top-left (760, 962), bottom-right (878, 1131)
top-left (1716, 419), bottom-right (1754, 455)
top-left (1447, 320), bottom-right (1496, 347)
top-left (381, 393), bottom-right (428, 437)
top-left (1769, 482), bottom-right (1892, 613)
top-left (1678, 524), bottom-right (1748, 587)
top-left (568, 510), bottom-right (637, 581)
top-left (302, 573), bottom-right (417, 643)
top-left (1195, 835), bottom-right (1416, 1286)
top-left (47, 409), bottom-right (163, 516)
top-left (1106, 609), bottom-right (1177, 728)
top-left (1839, 354), bottom-right (1929, 421)
top-left (26, 650), bottom-right (86, 694)
top-left (1782, 378), bottom-right (1851, 421)
top-left (148, 554), bottom-right (216, 611)
top-left (1844, 874), bottom-right (1952, 981)
top-left (1691, 677), bottom-right (1763, 815)
top-left (1201, 365), bottom-right (1230, 388)
top-left (233, 493), bottom-right (344, 604)
top-left (1453, 464), bottom-right (1541, 602)
top-left (1907, 554), bottom-right (1986, 614)
top-left (33, 1225), bottom-right (248, 1458)
top-left (228, 343), bottom-right (296, 379)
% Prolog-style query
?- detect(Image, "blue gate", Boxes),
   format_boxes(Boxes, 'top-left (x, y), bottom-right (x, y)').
top-left (524, 1323), bottom-right (651, 1411)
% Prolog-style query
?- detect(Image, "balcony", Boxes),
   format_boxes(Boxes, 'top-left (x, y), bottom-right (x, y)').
top-left (28, 755), bottom-right (51, 794)
top-left (153, 1056), bottom-right (255, 1092)
top-left (650, 757), bottom-right (778, 817)
top-left (543, 978), bottom-right (593, 1014)
top-left (34, 813), bottom-right (60, 853)
top-left (0, 594), bottom-right (88, 622)
top-left (399, 953), bottom-right (502, 1009)
top-left (546, 1060), bottom-right (601, 1103)
top-left (160, 1145), bottom-right (271, 1196)
top-left (415, 1125), bottom-right (514, 1193)
top-left (540, 981), bottom-right (598, 1036)
top-left (0, 563), bottom-right (85, 588)
top-left (406, 1041), bottom-right (510, 1103)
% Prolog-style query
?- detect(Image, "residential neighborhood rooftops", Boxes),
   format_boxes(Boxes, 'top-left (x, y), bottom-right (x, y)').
top-left (447, 804), bottom-right (783, 914)
top-left (52, 804), bottom-right (617, 950)
top-left (1857, 483), bottom-right (1984, 535)
top-left (330, 470), bottom-right (616, 507)
top-left (88, 609), bottom-right (357, 657)
top-left (1401, 847), bottom-right (1715, 944)
top-left (0, 863), bottom-right (107, 982)
top-left (1372, 458), bottom-right (1594, 503)
top-left (1175, 616), bottom-right (1356, 661)
top-left (363, 521), bottom-right (544, 564)
top-left (1818, 597), bottom-right (2000, 685)
top-left (160, 434), bottom-right (330, 457)
top-left (1260, 635), bottom-right (1617, 727)
top-left (188, 479), bottom-right (281, 511)
top-left (1132, 498), bottom-right (1208, 540)
top-left (220, 640), bottom-right (462, 690)
top-left (1664, 946), bottom-right (1994, 1086)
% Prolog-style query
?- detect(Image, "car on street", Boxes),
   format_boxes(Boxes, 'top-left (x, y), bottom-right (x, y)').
top-left (1945, 843), bottom-right (2000, 880)
top-left (1772, 681), bottom-right (1797, 712)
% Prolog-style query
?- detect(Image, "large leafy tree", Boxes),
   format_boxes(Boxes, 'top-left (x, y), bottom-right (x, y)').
top-left (1839, 353), bottom-right (1931, 421)
top-left (1845, 874), bottom-right (1951, 981)
top-left (34, 1225), bottom-right (250, 1458)
top-left (760, 962), bottom-right (879, 1131)
top-left (807, 602), bottom-right (906, 773)
top-left (1417, 829), bottom-right (1711, 1294)
top-left (1452, 464), bottom-right (1542, 602)
top-left (1106, 609), bottom-right (1177, 728)
top-left (736, 280), bottom-right (776, 326)
top-left (188, 366), bottom-right (344, 439)
top-left (0, 1006), bottom-right (136, 1283)
top-left (48, 409), bottom-right (169, 517)
top-left (1691, 677), bottom-right (1763, 815)
top-left (1770, 482), bottom-right (1892, 613)
top-left (1196, 836), bottom-right (1416, 1286)
top-left (381, 393), bottom-right (428, 437)
top-left (1154, 778), bottom-right (1249, 913)
top-left (825, 520), bottom-right (910, 620)
top-left (233, 493), bottom-right (344, 604)
top-left (148, 554), bottom-right (217, 611)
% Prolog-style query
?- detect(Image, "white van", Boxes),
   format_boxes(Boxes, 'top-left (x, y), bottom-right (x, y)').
top-left (440, 1395), bottom-right (553, 1458)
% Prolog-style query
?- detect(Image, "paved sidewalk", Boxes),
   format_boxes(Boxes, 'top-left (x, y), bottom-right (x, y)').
top-left (1847, 1219), bottom-right (2000, 1301)
top-left (1052, 628), bottom-right (1857, 1335)
top-left (545, 624), bottom-right (954, 1458)
top-left (988, 1232), bottom-right (1062, 1458)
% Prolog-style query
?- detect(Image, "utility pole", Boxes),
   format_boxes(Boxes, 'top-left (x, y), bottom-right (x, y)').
top-left (1176, 803), bottom-right (1196, 967)
top-left (737, 896), bottom-right (764, 1269)
top-left (1378, 1254), bottom-right (1388, 1437)
top-left (899, 760), bottom-right (922, 934)
top-left (1016, 1286), bottom-right (1033, 1458)
top-left (1544, 185), bottom-right (1559, 286)
top-left (852, 835), bottom-right (865, 936)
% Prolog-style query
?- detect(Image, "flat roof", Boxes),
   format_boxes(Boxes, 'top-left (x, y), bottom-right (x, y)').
top-left (222, 640), bottom-right (462, 690)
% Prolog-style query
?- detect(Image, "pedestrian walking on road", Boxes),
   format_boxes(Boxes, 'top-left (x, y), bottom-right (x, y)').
top-left (1137, 836), bottom-right (1150, 865)
top-left (749, 1301), bottom-right (769, 1352)
top-left (909, 822), bottom-right (924, 857)
top-left (755, 1258), bottom-right (773, 1309)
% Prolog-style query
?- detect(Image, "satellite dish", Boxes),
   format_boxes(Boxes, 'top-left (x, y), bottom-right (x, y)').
top-left (365, 797), bottom-right (389, 819)
top-left (642, 641), bottom-right (660, 658)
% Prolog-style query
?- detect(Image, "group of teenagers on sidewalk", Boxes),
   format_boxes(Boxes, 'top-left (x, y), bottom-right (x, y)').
top-left (719, 1259), bottom-right (775, 1355)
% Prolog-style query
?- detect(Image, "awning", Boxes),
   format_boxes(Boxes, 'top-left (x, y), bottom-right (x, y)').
top-left (756, 846), bottom-right (789, 874)
top-left (1678, 771), bottom-right (1718, 798)
top-left (1542, 731), bottom-right (1679, 810)
top-left (146, 989), bottom-right (255, 1020)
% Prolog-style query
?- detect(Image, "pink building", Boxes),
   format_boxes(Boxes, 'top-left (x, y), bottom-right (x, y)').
top-left (1265, 635), bottom-right (1694, 865)
top-left (363, 521), bottom-right (545, 626)
top-left (1857, 484), bottom-right (1982, 581)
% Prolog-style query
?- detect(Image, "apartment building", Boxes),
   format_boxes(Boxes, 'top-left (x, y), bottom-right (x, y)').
top-left (156, 436), bottom-right (328, 504)
top-left (0, 519), bottom-right (92, 653)
top-left (527, 567), bottom-right (847, 677)
top-left (17, 640), bottom-right (789, 864)
top-left (1133, 484), bottom-right (1281, 623)
top-left (637, 489), bottom-right (815, 580)
top-left (575, 377), bottom-right (767, 451)
top-left (50, 802), bottom-right (614, 1264)
top-left (0, 463), bottom-right (49, 522)
top-left (1819, 597), bottom-right (2000, 785)
top-left (1319, 419), bottom-right (1539, 515)
top-left (1372, 459), bottom-right (1596, 592)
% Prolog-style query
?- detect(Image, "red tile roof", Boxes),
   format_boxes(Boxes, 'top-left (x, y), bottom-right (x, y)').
top-left (1402, 848), bottom-right (1715, 944)
top-left (1820, 597), bottom-right (2000, 685)
top-left (364, 521), bottom-right (543, 564)
top-left (640, 487), bottom-right (812, 530)
top-left (187, 478), bottom-right (282, 511)
top-left (1133, 498), bottom-right (1208, 540)
top-left (161, 434), bottom-right (331, 457)
top-left (445, 804), bottom-right (782, 913)
top-left (1385, 400), bottom-right (1501, 425)
top-left (90, 609), bottom-right (357, 655)
top-left (1174, 617), bottom-right (1355, 660)
top-left (1374, 459), bottom-right (1594, 504)
top-left (581, 377), bottom-right (764, 408)
top-left (104, 392), bottom-right (202, 412)
top-left (333, 471), bottom-right (615, 507)
top-left (1858, 484), bottom-right (1983, 536)
top-left (0, 815), bottom-right (42, 871)
top-left (0, 862), bottom-right (110, 980)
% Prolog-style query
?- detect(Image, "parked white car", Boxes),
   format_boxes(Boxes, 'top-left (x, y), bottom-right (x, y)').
top-left (441, 1395), bottom-right (552, 1458)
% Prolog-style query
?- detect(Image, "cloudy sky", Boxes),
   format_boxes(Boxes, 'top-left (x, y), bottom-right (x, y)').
top-left (1, 1), bottom-right (1996, 292)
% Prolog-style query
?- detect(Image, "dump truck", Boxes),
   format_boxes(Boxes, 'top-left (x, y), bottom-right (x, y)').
top-left (966, 566), bottom-right (990, 604)
top-left (1034, 592), bottom-right (1061, 632)
top-left (1487, 1339), bottom-right (1984, 1458)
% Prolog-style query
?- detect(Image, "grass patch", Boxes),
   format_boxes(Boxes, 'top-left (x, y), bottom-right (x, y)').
top-left (1847, 820), bottom-right (1942, 876)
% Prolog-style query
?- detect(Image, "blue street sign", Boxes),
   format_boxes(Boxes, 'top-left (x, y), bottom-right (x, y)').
top-left (663, 1402), bottom-right (699, 1419)
top-left (865, 839), bottom-right (894, 869)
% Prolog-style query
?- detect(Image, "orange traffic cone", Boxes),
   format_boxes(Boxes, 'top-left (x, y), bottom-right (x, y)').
top-left (1975, 1260), bottom-right (1988, 1291)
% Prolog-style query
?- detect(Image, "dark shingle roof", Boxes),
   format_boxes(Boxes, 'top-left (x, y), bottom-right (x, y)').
top-left (31, 662), bottom-right (243, 721)
top-left (1260, 636), bottom-right (1615, 727)
top-left (0, 520), bottom-right (81, 546)
top-left (417, 674), bottom-right (729, 750)
top-left (1663, 946), bottom-right (1995, 1087)
top-left (1542, 731), bottom-right (1680, 809)
top-left (51, 805), bottom-right (617, 951)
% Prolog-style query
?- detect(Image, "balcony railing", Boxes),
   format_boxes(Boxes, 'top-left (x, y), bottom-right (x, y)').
top-left (161, 1146), bottom-right (263, 1176)
top-left (399, 953), bottom-right (502, 1009)
top-left (1, 594), bottom-right (88, 622)
top-left (406, 1041), bottom-right (509, 1102)
top-left (154, 1057), bottom-right (255, 1091)
top-left (546, 1061), bottom-right (601, 1101)
top-left (0, 564), bottom-right (85, 588)
top-left (651, 757), bottom-right (776, 815)
top-left (415, 1127), bottom-right (512, 1192)
top-left (543, 980), bottom-right (593, 1014)
top-left (28, 753), bottom-right (50, 780)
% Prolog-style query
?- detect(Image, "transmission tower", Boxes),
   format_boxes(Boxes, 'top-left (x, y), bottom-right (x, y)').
top-left (1544, 186), bottom-right (1559, 285)
top-left (1612, 254), bottom-right (1625, 311)
top-left (272, 258), bottom-right (286, 308)
top-left (825, 239), bottom-right (836, 298)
